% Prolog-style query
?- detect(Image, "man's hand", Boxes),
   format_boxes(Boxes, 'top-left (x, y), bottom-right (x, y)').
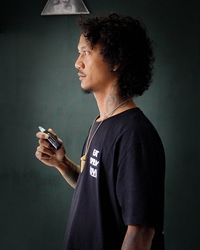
top-left (35, 128), bottom-right (79, 188)
top-left (35, 128), bottom-right (65, 168)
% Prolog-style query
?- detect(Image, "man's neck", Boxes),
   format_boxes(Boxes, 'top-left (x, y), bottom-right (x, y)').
top-left (94, 92), bottom-right (136, 122)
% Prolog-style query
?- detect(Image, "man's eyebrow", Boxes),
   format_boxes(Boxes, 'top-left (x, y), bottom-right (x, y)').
top-left (78, 46), bottom-right (87, 50)
top-left (78, 45), bottom-right (91, 51)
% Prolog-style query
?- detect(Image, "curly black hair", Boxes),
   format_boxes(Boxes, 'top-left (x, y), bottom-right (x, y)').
top-left (79, 13), bottom-right (155, 99)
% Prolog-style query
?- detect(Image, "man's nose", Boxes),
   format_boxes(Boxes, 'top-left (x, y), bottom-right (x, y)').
top-left (75, 55), bottom-right (84, 70)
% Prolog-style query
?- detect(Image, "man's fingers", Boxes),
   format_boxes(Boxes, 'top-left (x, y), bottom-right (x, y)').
top-left (36, 131), bottom-right (49, 139)
top-left (48, 128), bottom-right (57, 136)
top-left (39, 138), bottom-right (50, 148)
top-left (35, 151), bottom-right (51, 160)
top-left (37, 145), bottom-right (55, 156)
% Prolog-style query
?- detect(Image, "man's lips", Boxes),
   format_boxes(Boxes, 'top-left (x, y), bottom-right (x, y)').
top-left (78, 72), bottom-right (86, 80)
top-left (78, 72), bottom-right (86, 78)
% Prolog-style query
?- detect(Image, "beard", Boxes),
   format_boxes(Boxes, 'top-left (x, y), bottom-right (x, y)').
top-left (80, 85), bottom-right (92, 94)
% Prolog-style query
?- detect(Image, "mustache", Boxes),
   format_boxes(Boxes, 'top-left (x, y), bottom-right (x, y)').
top-left (77, 70), bottom-right (86, 76)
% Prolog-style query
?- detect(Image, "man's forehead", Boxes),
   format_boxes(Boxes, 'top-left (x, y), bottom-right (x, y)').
top-left (78, 34), bottom-right (91, 49)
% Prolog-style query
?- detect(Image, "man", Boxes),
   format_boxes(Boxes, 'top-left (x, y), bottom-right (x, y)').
top-left (35, 13), bottom-right (165, 250)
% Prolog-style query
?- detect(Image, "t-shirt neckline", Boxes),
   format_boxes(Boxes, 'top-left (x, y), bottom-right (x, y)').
top-left (95, 107), bottom-right (140, 124)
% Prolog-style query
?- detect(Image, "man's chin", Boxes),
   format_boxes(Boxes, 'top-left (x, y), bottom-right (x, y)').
top-left (81, 86), bottom-right (92, 94)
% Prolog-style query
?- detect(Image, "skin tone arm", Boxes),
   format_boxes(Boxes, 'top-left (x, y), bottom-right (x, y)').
top-left (35, 129), bottom-right (80, 188)
top-left (121, 225), bottom-right (155, 250)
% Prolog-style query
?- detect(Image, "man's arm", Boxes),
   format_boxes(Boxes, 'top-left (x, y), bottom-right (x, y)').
top-left (55, 156), bottom-right (80, 188)
top-left (121, 225), bottom-right (155, 250)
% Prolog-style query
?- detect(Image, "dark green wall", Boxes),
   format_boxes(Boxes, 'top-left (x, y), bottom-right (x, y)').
top-left (0, 0), bottom-right (199, 249)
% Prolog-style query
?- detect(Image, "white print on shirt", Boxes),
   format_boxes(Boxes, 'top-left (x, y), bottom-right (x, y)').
top-left (90, 167), bottom-right (97, 178)
top-left (93, 149), bottom-right (100, 157)
top-left (90, 157), bottom-right (99, 167)
top-left (89, 148), bottom-right (100, 178)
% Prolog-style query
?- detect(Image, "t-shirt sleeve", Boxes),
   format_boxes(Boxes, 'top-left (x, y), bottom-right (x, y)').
top-left (116, 129), bottom-right (164, 228)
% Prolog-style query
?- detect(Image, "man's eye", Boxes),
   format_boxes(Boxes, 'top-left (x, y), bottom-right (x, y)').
top-left (78, 50), bottom-right (91, 56)
top-left (83, 50), bottom-right (90, 55)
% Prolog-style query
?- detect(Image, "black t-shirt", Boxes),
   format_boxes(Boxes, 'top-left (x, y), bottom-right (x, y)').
top-left (64, 108), bottom-right (165, 250)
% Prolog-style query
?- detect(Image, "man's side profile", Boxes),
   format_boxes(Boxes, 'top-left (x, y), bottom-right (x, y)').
top-left (35, 13), bottom-right (165, 250)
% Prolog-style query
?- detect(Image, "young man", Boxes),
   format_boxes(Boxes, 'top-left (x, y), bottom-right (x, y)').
top-left (35, 14), bottom-right (165, 250)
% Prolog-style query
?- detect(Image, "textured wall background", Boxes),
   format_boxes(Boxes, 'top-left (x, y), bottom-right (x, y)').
top-left (0, 0), bottom-right (199, 249)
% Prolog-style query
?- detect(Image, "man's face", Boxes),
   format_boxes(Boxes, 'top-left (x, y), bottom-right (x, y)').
top-left (75, 34), bottom-right (117, 94)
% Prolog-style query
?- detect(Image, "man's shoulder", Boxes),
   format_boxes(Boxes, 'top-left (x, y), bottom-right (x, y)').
top-left (108, 107), bottom-right (156, 133)
top-left (112, 108), bottom-right (163, 146)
